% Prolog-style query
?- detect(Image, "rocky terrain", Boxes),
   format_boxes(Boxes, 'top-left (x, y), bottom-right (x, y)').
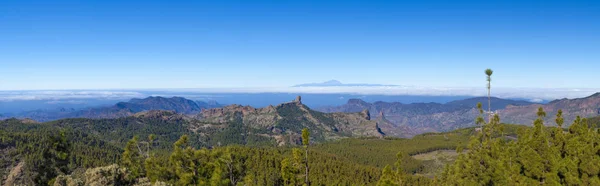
top-left (318, 94), bottom-right (600, 132)
top-left (498, 93), bottom-right (600, 126)
top-left (316, 97), bottom-right (531, 132)
top-left (194, 96), bottom-right (391, 145)
top-left (2, 96), bottom-right (392, 149)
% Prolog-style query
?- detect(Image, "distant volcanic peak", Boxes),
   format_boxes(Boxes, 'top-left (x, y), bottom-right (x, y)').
top-left (323, 80), bottom-right (343, 85)
top-left (347, 98), bottom-right (369, 105)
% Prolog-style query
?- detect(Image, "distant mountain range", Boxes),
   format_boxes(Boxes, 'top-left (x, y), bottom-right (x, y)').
top-left (1, 96), bottom-right (222, 122)
top-left (497, 93), bottom-right (600, 126)
top-left (194, 96), bottom-right (398, 145)
top-left (3, 96), bottom-right (392, 147)
top-left (317, 93), bottom-right (600, 132)
top-left (293, 80), bottom-right (400, 87)
top-left (4, 92), bottom-right (600, 137)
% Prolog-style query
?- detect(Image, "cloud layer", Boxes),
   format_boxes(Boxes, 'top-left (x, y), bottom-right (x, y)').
top-left (1, 86), bottom-right (599, 102)
top-left (0, 90), bottom-right (145, 101)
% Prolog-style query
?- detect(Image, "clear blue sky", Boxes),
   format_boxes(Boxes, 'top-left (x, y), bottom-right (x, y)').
top-left (1, 0), bottom-right (599, 90)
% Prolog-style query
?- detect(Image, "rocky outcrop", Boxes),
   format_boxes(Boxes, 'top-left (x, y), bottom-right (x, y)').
top-left (3, 161), bottom-right (25, 186)
top-left (196, 96), bottom-right (385, 144)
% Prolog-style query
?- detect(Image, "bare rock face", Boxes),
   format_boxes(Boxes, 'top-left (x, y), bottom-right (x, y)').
top-left (294, 96), bottom-right (302, 104)
top-left (361, 109), bottom-right (370, 120)
top-left (20, 118), bottom-right (39, 124)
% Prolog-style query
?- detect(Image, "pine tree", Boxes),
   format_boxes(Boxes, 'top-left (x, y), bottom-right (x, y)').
top-left (121, 136), bottom-right (144, 180)
top-left (210, 159), bottom-right (229, 186)
top-left (301, 128), bottom-right (310, 186)
top-left (377, 165), bottom-right (396, 186)
top-left (221, 148), bottom-right (244, 185)
top-left (291, 148), bottom-right (305, 186)
top-left (394, 152), bottom-right (403, 184)
top-left (48, 130), bottom-right (71, 178)
top-left (281, 158), bottom-right (299, 186)
top-left (485, 68), bottom-right (493, 122)
top-left (169, 135), bottom-right (199, 186)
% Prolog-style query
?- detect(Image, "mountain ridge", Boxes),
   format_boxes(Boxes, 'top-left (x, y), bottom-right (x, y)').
top-left (2, 96), bottom-right (222, 122)
top-left (319, 93), bottom-right (600, 132)
top-left (194, 96), bottom-right (395, 144)
top-left (317, 96), bottom-right (538, 133)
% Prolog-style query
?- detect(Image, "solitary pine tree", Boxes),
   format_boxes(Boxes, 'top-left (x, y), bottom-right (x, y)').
top-left (485, 68), bottom-right (493, 122)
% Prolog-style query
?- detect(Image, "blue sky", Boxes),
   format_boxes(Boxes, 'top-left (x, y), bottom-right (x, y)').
top-left (1, 0), bottom-right (599, 90)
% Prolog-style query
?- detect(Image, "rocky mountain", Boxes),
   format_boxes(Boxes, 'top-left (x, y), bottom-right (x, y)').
top-left (372, 111), bottom-right (416, 137)
top-left (317, 97), bottom-right (537, 133)
top-left (446, 97), bottom-right (535, 111)
top-left (195, 96), bottom-right (391, 145)
top-left (120, 96), bottom-right (201, 114)
top-left (319, 94), bottom-right (600, 133)
top-left (6, 96), bottom-right (221, 122)
top-left (498, 93), bottom-right (600, 126)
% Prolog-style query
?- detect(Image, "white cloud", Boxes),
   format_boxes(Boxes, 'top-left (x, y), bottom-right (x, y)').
top-left (0, 90), bottom-right (145, 101)
top-left (529, 98), bottom-right (545, 103)
top-left (45, 100), bottom-right (88, 104)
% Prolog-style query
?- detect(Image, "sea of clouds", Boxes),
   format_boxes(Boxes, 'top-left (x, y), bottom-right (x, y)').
top-left (1, 86), bottom-right (599, 103)
top-left (0, 90), bottom-right (145, 101)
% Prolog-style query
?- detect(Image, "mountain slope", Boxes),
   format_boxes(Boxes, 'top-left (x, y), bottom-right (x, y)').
top-left (8, 96), bottom-right (221, 122)
top-left (320, 94), bottom-right (600, 133)
top-left (196, 96), bottom-right (386, 145)
top-left (498, 93), bottom-right (600, 126)
top-left (75, 96), bottom-right (205, 119)
top-left (446, 97), bottom-right (535, 111)
top-left (317, 97), bottom-right (536, 133)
